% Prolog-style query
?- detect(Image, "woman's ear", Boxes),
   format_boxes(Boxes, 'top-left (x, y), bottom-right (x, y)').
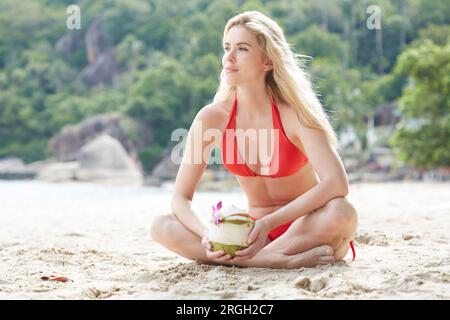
top-left (264, 59), bottom-right (273, 71)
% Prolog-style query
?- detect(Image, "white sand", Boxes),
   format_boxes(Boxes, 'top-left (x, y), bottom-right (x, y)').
top-left (0, 180), bottom-right (449, 299)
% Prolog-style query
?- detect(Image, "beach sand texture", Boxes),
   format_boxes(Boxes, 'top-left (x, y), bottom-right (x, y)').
top-left (0, 181), bottom-right (449, 299)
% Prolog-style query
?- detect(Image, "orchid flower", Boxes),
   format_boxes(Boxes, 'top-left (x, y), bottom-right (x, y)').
top-left (212, 201), bottom-right (223, 226)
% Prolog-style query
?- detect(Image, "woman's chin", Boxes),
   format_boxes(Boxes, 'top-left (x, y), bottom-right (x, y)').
top-left (225, 78), bottom-right (239, 86)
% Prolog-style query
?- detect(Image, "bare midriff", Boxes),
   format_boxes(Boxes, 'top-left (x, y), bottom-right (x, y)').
top-left (238, 161), bottom-right (319, 219)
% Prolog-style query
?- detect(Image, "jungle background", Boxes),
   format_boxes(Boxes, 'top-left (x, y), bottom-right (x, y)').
top-left (0, 0), bottom-right (449, 187)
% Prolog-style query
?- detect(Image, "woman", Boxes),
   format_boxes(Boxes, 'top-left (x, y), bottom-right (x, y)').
top-left (150, 11), bottom-right (358, 269)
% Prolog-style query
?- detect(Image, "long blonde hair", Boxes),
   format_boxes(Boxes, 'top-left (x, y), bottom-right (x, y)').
top-left (213, 11), bottom-right (337, 147)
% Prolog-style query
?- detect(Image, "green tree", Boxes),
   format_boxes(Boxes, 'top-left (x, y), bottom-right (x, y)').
top-left (390, 40), bottom-right (450, 168)
top-left (291, 25), bottom-right (349, 63)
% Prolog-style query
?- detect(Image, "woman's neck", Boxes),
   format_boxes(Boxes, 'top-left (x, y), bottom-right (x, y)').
top-left (235, 85), bottom-right (272, 120)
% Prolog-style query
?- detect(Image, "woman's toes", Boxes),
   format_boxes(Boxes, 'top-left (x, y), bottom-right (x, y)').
top-left (315, 244), bottom-right (334, 256)
top-left (287, 244), bottom-right (336, 268)
top-left (319, 255), bottom-right (335, 264)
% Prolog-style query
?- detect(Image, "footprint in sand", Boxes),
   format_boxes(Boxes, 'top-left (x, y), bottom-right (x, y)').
top-left (82, 287), bottom-right (120, 299)
top-left (134, 272), bottom-right (158, 283)
top-left (294, 274), bottom-right (330, 293)
top-left (221, 291), bottom-right (236, 299)
top-left (355, 232), bottom-right (389, 246)
top-left (64, 232), bottom-right (85, 237)
top-left (423, 259), bottom-right (444, 268)
top-left (402, 233), bottom-right (420, 241)
top-left (294, 276), bottom-right (311, 289)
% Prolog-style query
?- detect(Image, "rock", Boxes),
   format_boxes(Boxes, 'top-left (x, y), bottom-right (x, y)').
top-left (75, 134), bottom-right (143, 185)
top-left (26, 159), bottom-right (56, 173)
top-left (50, 113), bottom-right (151, 168)
top-left (37, 161), bottom-right (79, 182)
top-left (79, 50), bottom-right (120, 86)
top-left (79, 16), bottom-right (120, 86)
top-left (0, 157), bottom-right (27, 172)
top-left (85, 16), bottom-right (110, 64)
top-left (0, 157), bottom-right (36, 180)
top-left (51, 125), bottom-right (84, 162)
top-left (37, 135), bottom-right (145, 185)
top-left (150, 143), bottom-right (180, 180)
top-left (78, 134), bottom-right (134, 170)
top-left (55, 30), bottom-right (83, 59)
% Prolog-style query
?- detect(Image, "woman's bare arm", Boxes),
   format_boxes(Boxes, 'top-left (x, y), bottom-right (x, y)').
top-left (171, 104), bottom-right (223, 237)
top-left (263, 110), bottom-right (349, 230)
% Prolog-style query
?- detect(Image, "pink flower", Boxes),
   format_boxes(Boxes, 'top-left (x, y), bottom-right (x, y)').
top-left (212, 201), bottom-right (223, 226)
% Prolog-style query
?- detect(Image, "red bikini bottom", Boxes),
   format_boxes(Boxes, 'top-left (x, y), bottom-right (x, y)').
top-left (251, 217), bottom-right (356, 261)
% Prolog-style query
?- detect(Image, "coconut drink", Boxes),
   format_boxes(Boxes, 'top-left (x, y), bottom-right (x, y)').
top-left (208, 201), bottom-right (255, 256)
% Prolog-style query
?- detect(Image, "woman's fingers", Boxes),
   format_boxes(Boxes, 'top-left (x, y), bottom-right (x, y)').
top-left (201, 236), bottom-right (232, 262)
top-left (235, 244), bottom-right (253, 257)
top-left (218, 254), bottom-right (232, 261)
top-left (247, 229), bottom-right (258, 245)
top-left (211, 250), bottom-right (224, 257)
top-left (203, 240), bottom-right (211, 250)
top-left (207, 249), bottom-right (232, 261)
top-left (235, 238), bottom-right (264, 260)
top-left (201, 236), bottom-right (212, 250)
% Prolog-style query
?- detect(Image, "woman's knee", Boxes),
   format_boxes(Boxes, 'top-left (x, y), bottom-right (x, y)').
top-left (150, 213), bottom-right (175, 243)
top-left (321, 197), bottom-right (358, 236)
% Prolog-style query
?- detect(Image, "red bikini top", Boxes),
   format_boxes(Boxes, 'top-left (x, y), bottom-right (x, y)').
top-left (221, 95), bottom-right (308, 178)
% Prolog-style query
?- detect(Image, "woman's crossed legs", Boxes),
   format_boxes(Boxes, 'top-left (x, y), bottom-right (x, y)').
top-left (150, 197), bottom-right (357, 269)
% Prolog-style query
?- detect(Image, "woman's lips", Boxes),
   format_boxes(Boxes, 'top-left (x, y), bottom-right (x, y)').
top-left (224, 68), bottom-right (238, 73)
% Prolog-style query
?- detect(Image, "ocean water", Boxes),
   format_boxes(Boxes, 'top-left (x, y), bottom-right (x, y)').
top-left (0, 180), bottom-right (247, 244)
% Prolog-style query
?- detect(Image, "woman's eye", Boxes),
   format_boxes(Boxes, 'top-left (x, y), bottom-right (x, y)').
top-left (223, 47), bottom-right (247, 52)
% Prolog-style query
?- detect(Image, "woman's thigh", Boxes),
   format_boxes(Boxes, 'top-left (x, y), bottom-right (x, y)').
top-left (262, 197), bottom-right (357, 255)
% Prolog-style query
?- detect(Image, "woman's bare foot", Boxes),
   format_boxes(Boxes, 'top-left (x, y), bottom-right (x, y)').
top-left (287, 245), bottom-right (335, 268)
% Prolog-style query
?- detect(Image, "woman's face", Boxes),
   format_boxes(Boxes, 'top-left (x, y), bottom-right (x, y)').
top-left (222, 25), bottom-right (271, 86)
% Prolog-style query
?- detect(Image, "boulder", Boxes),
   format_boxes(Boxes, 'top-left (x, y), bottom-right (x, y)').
top-left (36, 161), bottom-right (79, 182)
top-left (50, 113), bottom-right (151, 170)
top-left (75, 134), bottom-right (143, 185)
top-left (55, 30), bottom-right (83, 60)
top-left (79, 50), bottom-right (120, 86)
top-left (0, 157), bottom-right (27, 172)
top-left (85, 16), bottom-right (109, 64)
top-left (150, 143), bottom-right (180, 180)
top-left (0, 157), bottom-right (36, 179)
top-left (79, 16), bottom-right (120, 86)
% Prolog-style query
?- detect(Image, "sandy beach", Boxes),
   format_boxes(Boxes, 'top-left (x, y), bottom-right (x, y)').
top-left (0, 180), bottom-right (449, 299)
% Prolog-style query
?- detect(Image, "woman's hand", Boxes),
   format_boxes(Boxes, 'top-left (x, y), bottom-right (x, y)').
top-left (201, 233), bottom-right (233, 263)
top-left (231, 219), bottom-right (270, 262)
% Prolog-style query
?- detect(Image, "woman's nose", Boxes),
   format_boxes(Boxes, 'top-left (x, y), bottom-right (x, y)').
top-left (225, 50), bottom-right (236, 62)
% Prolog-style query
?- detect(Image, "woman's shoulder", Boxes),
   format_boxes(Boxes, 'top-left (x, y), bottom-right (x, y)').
top-left (276, 100), bottom-right (308, 150)
top-left (276, 100), bottom-right (301, 128)
top-left (194, 98), bottom-right (233, 128)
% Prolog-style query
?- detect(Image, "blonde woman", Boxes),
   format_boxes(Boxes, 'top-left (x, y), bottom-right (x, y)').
top-left (151, 11), bottom-right (358, 269)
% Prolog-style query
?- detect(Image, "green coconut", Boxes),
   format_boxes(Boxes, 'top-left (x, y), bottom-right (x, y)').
top-left (208, 206), bottom-right (254, 256)
top-left (210, 241), bottom-right (247, 256)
